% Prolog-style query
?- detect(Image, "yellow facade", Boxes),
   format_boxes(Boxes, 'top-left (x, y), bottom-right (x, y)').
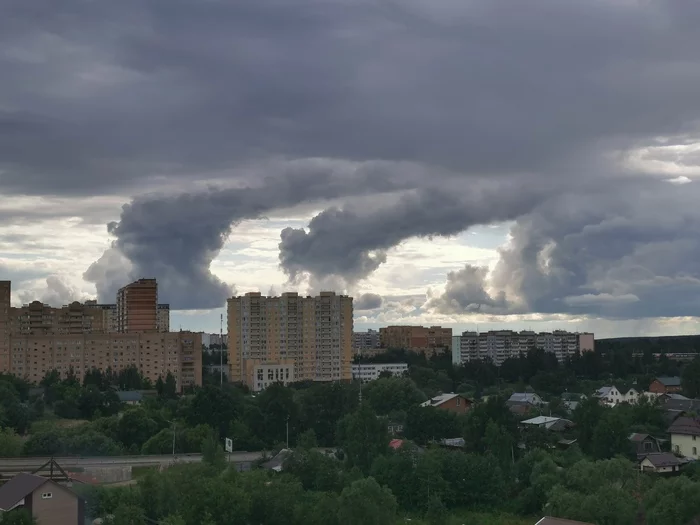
top-left (228, 291), bottom-right (353, 388)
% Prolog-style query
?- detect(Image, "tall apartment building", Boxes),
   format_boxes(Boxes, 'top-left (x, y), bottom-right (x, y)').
top-left (228, 291), bottom-right (353, 391)
top-left (0, 280), bottom-right (192, 389)
top-left (379, 325), bottom-right (452, 356)
top-left (454, 330), bottom-right (595, 365)
top-left (157, 304), bottom-right (170, 332)
top-left (8, 331), bottom-right (201, 391)
top-left (117, 279), bottom-right (158, 333)
top-left (0, 281), bottom-right (10, 372)
top-left (353, 329), bottom-right (381, 354)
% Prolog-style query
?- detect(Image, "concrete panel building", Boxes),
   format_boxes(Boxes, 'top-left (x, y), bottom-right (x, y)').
top-left (228, 291), bottom-right (353, 389)
top-left (353, 329), bottom-right (381, 354)
top-left (0, 281), bottom-right (10, 373)
top-left (352, 363), bottom-right (408, 382)
top-left (455, 330), bottom-right (595, 365)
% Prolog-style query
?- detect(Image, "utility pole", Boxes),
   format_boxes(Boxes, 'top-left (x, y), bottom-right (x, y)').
top-left (286, 416), bottom-right (290, 449)
top-left (220, 313), bottom-right (224, 385)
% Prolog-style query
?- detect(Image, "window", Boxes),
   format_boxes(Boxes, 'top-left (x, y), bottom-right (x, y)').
top-left (41, 492), bottom-right (52, 499)
top-left (456, 398), bottom-right (461, 406)
top-left (695, 447), bottom-right (698, 456)
top-left (694, 435), bottom-right (697, 441)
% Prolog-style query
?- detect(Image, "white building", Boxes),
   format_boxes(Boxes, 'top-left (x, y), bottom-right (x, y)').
top-left (595, 386), bottom-right (639, 406)
top-left (352, 363), bottom-right (408, 382)
top-left (251, 362), bottom-right (296, 392)
top-left (455, 330), bottom-right (595, 366)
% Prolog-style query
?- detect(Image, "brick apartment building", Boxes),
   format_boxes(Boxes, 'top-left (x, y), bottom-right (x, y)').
top-left (379, 325), bottom-right (453, 356)
top-left (0, 280), bottom-right (200, 391)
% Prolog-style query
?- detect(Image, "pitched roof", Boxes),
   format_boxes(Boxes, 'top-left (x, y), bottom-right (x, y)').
top-left (668, 416), bottom-right (700, 437)
top-left (261, 449), bottom-right (293, 472)
top-left (420, 393), bottom-right (467, 407)
top-left (662, 398), bottom-right (700, 413)
top-left (641, 452), bottom-right (682, 468)
top-left (656, 376), bottom-right (682, 387)
top-left (629, 432), bottom-right (653, 442)
top-left (508, 393), bottom-right (541, 404)
top-left (536, 517), bottom-right (594, 525)
top-left (522, 416), bottom-right (573, 431)
top-left (595, 386), bottom-right (614, 397)
top-left (0, 473), bottom-right (49, 510)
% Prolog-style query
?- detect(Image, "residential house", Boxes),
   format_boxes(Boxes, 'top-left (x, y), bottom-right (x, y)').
top-left (508, 392), bottom-right (546, 416)
top-left (649, 376), bottom-right (682, 394)
top-left (419, 393), bottom-right (473, 415)
top-left (535, 517), bottom-right (594, 525)
top-left (261, 449), bottom-right (293, 472)
top-left (595, 386), bottom-right (639, 405)
top-left (521, 416), bottom-right (574, 432)
top-left (668, 416), bottom-right (700, 459)
top-left (387, 421), bottom-right (404, 436)
top-left (659, 396), bottom-right (700, 426)
top-left (629, 433), bottom-right (662, 458)
top-left (561, 393), bottom-right (586, 413)
top-left (639, 452), bottom-right (682, 474)
top-left (0, 473), bottom-right (85, 525)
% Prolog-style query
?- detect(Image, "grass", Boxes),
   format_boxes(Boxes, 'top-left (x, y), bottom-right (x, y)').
top-left (132, 465), bottom-right (160, 479)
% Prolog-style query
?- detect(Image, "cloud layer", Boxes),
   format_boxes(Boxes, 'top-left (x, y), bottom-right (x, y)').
top-left (3, 0), bottom-right (700, 325)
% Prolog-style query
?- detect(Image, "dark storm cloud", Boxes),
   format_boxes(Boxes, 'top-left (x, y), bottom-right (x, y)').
top-left (354, 293), bottom-right (383, 311)
top-left (3, 0), bottom-right (700, 317)
top-left (278, 178), bottom-right (559, 284)
top-left (431, 181), bottom-right (700, 319)
top-left (83, 160), bottom-right (422, 309)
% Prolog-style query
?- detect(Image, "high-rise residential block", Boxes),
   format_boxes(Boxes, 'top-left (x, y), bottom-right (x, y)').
top-left (0, 281), bottom-right (10, 372)
top-left (379, 325), bottom-right (452, 356)
top-left (353, 329), bottom-right (381, 354)
top-left (454, 329), bottom-right (595, 365)
top-left (117, 279), bottom-right (158, 333)
top-left (228, 291), bottom-right (353, 391)
top-left (0, 280), bottom-right (195, 389)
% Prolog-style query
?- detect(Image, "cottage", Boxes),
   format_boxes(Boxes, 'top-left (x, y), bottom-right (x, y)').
top-left (116, 391), bottom-right (143, 405)
top-left (419, 393), bottom-right (472, 414)
top-left (0, 473), bottom-right (85, 525)
top-left (668, 416), bottom-right (700, 459)
top-left (649, 376), bottom-right (682, 395)
top-left (509, 392), bottom-right (544, 406)
top-left (521, 416), bottom-right (574, 432)
top-left (639, 452), bottom-right (682, 474)
top-left (629, 433), bottom-right (662, 458)
top-left (595, 386), bottom-right (639, 405)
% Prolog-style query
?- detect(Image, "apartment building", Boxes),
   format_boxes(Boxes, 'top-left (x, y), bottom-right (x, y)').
top-left (379, 325), bottom-right (452, 356)
top-left (454, 330), bottom-right (595, 365)
top-left (352, 362), bottom-right (408, 382)
top-left (0, 280), bottom-right (192, 389)
top-left (228, 291), bottom-right (353, 389)
top-left (353, 329), bottom-right (381, 353)
top-left (246, 359), bottom-right (296, 392)
top-left (117, 278), bottom-right (158, 333)
top-left (8, 331), bottom-right (201, 391)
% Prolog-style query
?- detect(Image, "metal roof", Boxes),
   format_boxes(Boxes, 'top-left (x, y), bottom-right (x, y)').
top-left (0, 473), bottom-right (49, 511)
top-left (668, 416), bottom-right (700, 437)
top-left (657, 376), bottom-right (682, 387)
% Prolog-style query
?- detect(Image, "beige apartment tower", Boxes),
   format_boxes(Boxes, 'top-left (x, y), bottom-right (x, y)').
top-left (117, 279), bottom-right (158, 333)
top-left (379, 325), bottom-right (453, 356)
top-left (228, 291), bottom-right (353, 391)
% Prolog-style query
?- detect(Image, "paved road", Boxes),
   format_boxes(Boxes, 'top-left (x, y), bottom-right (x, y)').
top-left (0, 452), bottom-right (263, 472)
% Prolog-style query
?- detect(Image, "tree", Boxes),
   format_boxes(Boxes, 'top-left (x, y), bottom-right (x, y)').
top-left (337, 403), bottom-right (388, 473)
top-left (0, 509), bottom-right (35, 524)
top-left (201, 431), bottom-right (226, 471)
top-left (0, 427), bottom-right (22, 457)
top-left (297, 429), bottom-right (318, 450)
top-left (163, 373), bottom-right (177, 399)
top-left (682, 358), bottom-right (700, 398)
top-left (184, 385), bottom-right (242, 438)
top-left (645, 476), bottom-right (700, 525)
top-left (337, 477), bottom-right (397, 525)
top-left (591, 410), bottom-right (629, 459)
top-left (109, 504), bottom-right (146, 525)
top-left (573, 397), bottom-right (605, 453)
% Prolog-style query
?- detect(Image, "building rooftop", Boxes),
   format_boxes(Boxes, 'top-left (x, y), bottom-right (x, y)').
top-left (668, 416), bottom-right (700, 437)
top-left (641, 452), bottom-right (682, 468)
top-left (657, 376), bottom-right (682, 387)
top-left (522, 416), bottom-right (573, 431)
top-left (116, 391), bottom-right (143, 403)
top-left (420, 393), bottom-right (462, 407)
top-left (0, 473), bottom-right (58, 511)
top-left (536, 517), bottom-right (594, 525)
top-left (508, 393), bottom-right (541, 405)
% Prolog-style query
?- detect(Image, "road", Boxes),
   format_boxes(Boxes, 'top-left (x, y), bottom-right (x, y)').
top-left (0, 452), bottom-right (264, 473)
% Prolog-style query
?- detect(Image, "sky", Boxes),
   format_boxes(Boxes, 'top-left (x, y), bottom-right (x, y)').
top-left (3, 0), bottom-right (700, 339)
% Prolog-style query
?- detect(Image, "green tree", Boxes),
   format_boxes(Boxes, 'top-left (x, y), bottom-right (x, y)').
top-left (337, 477), bottom-right (397, 525)
top-left (164, 372), bottom-right (177, 399)
top-left (363, 377), bottom-right (426, 415)
top-left (0, 509), bottom-right (35, 524)
top-left (109, 504), bottom-right (146, 525)
top-left (201, 431), bottom-right (226, 471)
top-left (645, 476), bottom-right (700, 525)
top-left (337, 403), bottom-right (388, 473)
top-left (591, 410), bottom-right (629, 459)
top-left (0, 427), bottom-right (22, 457)
top-left (117, 408), bottom-right (158, 451)
top-left (682, 358), bottom-right (700, 398)
top-left (297, 428), bottom-right (318, 450)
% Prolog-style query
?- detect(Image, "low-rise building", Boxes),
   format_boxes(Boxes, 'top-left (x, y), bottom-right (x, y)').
top-left (352, 363), bottom-right (408, 382)
top-left (639, 452), bottom-right (682, 474)
top-left (629, 433), bottom-right (662, 458)
top-left (668, 416), bottom-right (700, 459)
top-left (595, 386), bottom-right (639, 405)
top-left (0, 473), bottom-right (85, 525)
top-left (419, 393), bottom-right (472, 415)
top-left (521, 416), bottom-right (573, 432)
top-left (535, 517), bottom-right (594, 525)
top-left (649, 376), bottom-right (682, 394)
top-left (246, 360), bottom-right (296, 392)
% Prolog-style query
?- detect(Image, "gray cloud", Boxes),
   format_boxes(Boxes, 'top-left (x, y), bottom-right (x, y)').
top-left (278, 179), bottom-right (557, 285)
top-left (428, 265), bottom-right (508, 315)
top-left (3, 0), bottom-right (700, 320)
top-left (17, 276), bottom-right (87, 307)
top-left (354, 293), bottom-right (383, 311)
top-left (84, 160), bottom-right (421, 309)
